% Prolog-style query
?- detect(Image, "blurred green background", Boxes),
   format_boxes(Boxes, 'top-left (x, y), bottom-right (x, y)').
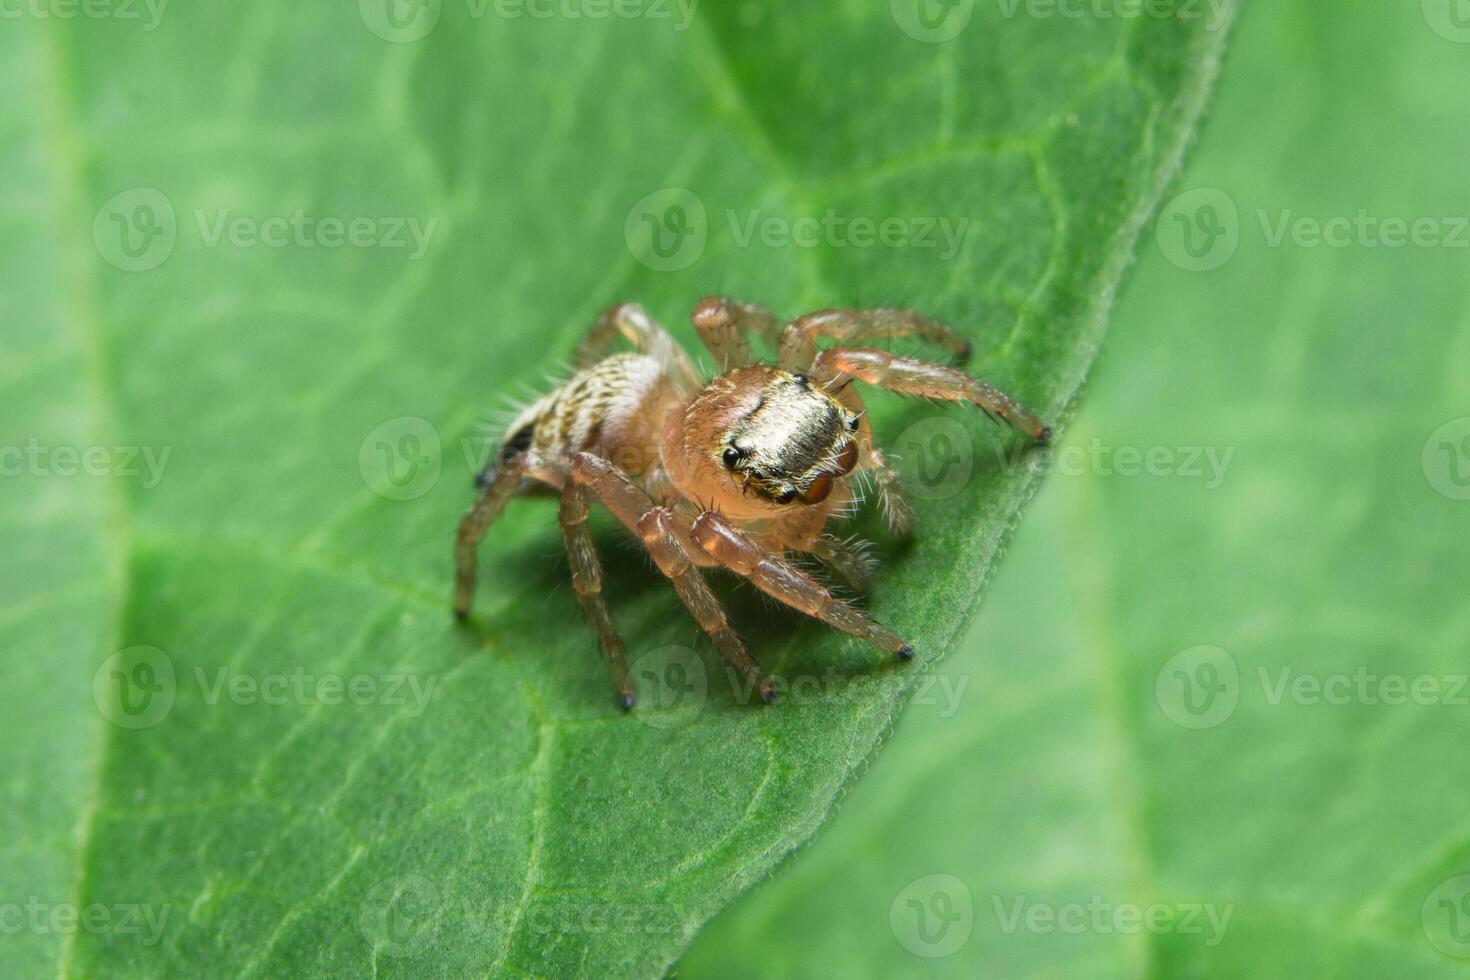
top-left (685, 1), bottom-right (1470, 977)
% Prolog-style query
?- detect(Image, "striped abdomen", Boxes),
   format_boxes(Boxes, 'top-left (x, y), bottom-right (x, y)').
top-left (495, 353), bottom-right (675, 477)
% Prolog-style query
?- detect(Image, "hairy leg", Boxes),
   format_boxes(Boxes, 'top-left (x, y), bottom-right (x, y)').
top-left (690, 510), bottom-right (913, 659)
top-left (779, 307), bottom-right (973, 372)
top-left (691, 295), bottom-right (783, 370)
top-left (574, 302), bottom-right (699, 388)
top-left (558, 481), bottom-right (635, 709)
top-left (814, 346), bottom-right (1050, 443)
top-left (639, 508), bottom-right (777, 703)
top-left (861, 447), bottom-right (914, 536)
top-left (807, 533), bottom-right (878, 591)
top-left (454, 451), bottom-right (562, 620)
top-left (570, 453), bottom-right (776, 702)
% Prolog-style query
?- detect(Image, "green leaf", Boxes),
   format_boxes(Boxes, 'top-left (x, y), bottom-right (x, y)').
top-left (2, 2), bottom-right (1232, 975)
top-left (683, 2), bottom-right (1470, 977)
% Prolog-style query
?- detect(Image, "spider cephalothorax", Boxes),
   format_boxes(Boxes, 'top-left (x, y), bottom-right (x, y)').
top-left (662, 366), bottom-right (862, 518)
top-left (455, 298), bottom-right (1049, 709)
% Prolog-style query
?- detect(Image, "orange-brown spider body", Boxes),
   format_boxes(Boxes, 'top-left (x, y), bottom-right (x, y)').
top-left (454, 298), bottom-right (1049, 709)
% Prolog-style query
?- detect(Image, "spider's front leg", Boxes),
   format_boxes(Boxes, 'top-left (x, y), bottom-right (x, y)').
top-left (691, 296), bottom-right (783, 370)
top-left (570, 453), bottom-right (777, 703)
top-left (814, 346), bottom-right (1051, 444)
top-left (779, 306), bottom-right (974, 372)
top-left (690, 511), bottom-right (914, 660)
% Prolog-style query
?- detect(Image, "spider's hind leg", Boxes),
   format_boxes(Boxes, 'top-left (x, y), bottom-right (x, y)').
top-left (559, 480), bottom-right (636, 710)
top-left (455, 456), bottom-right (526, 620)
top-left (574, 302), bottom-right (698, 388)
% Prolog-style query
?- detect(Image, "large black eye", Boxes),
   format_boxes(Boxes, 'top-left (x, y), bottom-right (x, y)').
top-left (776, 488), bottom-right (798, 505)
top-left (722, 447), bottom-right (742, 469)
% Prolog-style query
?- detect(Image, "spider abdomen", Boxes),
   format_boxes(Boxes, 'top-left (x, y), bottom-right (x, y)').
top-left (502, 353), bottom-right (677, 476)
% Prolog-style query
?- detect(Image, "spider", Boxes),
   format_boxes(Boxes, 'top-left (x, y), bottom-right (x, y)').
top-left (453, 297), bottom-right (1049, 709)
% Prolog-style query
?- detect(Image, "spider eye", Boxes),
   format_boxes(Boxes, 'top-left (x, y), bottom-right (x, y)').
top-left (792, 373), bottom-right (810, 387)
top-left (722, 447), bottom-right (742, 469)
top-left (847, 415), bottom-right (860, 432)
top-left (776, 488), bottom-right (798, 505)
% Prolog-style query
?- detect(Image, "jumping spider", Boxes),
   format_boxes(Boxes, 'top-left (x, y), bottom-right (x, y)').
top-left (454, 298), bottom-right (1050, 709)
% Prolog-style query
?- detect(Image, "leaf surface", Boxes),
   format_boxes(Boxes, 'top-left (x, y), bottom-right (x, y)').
top-left (1, 3), bottom-right (1232, 975)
